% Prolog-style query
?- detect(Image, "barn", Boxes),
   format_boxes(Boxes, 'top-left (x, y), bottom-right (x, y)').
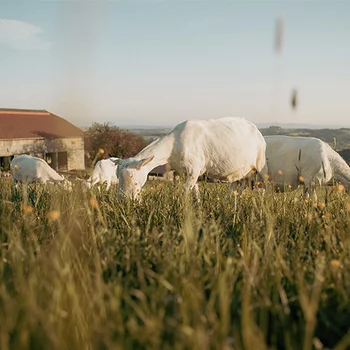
top-left (0, 108), bottom-right (85, 172)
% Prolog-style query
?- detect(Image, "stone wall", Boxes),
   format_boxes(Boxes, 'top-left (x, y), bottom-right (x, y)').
top-left (0, 137), bottom-right (85, 170)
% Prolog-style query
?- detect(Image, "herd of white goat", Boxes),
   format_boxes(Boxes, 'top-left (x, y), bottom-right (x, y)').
top-left (8, 117), bottom-right (350, 200)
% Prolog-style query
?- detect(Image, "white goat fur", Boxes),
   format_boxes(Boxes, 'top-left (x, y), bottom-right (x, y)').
top-left (10, 155), bottom-right (71, 188)
top-left (87, 157), bottom-right (119, 190)
top-left (264, 135), bottom-right (350, 198)
top-left (116, 117), bottom-right (267, 199)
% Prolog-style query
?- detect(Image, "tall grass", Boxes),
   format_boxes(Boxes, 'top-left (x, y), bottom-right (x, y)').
top-left (0, 179), bottom-right (349, 349)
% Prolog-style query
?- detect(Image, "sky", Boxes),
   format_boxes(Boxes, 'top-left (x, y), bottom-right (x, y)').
top-left (1, 0), bottom-right (350, 129)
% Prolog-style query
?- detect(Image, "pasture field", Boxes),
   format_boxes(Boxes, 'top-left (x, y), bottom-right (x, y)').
top-left (0, 179), bottom-right (349, 350)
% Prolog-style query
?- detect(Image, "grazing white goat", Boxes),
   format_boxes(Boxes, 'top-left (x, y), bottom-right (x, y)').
top-left (87, 157), bottom-right (119, 190)
top-left (10, 155), bottom-right (72, 189)
top-left (264, 135), bottom-right (350, 199)
top-left (115, 117), bottom-right (267, 200)
top-left (324, 142), bottom-right (350, 189)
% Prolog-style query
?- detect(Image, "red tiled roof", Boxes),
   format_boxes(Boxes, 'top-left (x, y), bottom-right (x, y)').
top-left (0, 108), bottom-right (84, 140)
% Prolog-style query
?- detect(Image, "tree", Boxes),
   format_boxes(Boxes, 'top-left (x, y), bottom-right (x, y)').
top-left (84, 122), bottom-right (149, 166)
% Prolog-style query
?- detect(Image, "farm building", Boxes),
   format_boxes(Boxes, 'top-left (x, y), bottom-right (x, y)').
top-left (0, 108), bottom-right (85, 172)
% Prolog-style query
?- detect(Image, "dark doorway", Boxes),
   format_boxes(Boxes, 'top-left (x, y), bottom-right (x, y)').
top-left (58, 152), bottom-right (68, 172)
top-left (46, 153), bottom-right (58, 170)
top-left (0, 156), bottom-right (12, 171)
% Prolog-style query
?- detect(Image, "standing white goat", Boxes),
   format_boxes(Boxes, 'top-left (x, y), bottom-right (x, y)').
top-left (87, 157), bottom-right (119, 190)
top-left (10, 154), bottom-right (72, 189)
top-left (264, 135), bottom-right (350, 199)
top-left (115, 117), bottom-right (267, 200)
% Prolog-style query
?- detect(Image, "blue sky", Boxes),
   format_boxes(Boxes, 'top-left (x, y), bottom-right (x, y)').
top-left (1, 0), bottom-right (349, 128)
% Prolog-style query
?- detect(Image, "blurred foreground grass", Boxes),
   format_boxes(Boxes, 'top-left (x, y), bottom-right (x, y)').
top-left (0, 179), bottom-right (349, 350)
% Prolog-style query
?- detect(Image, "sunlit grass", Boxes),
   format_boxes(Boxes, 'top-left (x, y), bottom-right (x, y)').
top-left (0, 179), bottom-right (349, 349)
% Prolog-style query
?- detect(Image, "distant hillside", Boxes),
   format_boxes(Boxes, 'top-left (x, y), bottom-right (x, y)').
top-left (256, 123), bottom-right (350, 130)
top-left (260, 126), bottom-right (350, 150)
top-left (127, 127), bottom-right (172, 142)
top-left (128, 125), bottom-right (350, 151)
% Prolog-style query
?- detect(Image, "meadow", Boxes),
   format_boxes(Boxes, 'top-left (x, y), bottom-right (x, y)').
top-left (0, 178), bottom-right (349, 350)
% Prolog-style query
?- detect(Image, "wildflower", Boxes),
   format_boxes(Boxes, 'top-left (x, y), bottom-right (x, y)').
top-left (89, 198), bottom-right (98, 208)
top-left (46, 210), bottom-right (60, 222)
top-left (22, 205), bottom-right (34, 215)
top-left (158, 183), bottom-right (163, 188)
top-left (98, 148), bottom-right (105, 154)
top-left (299, 176), bottom-right (305, 183)
top-left (278, 169), bottom-right (283, 175)
top-left (318, 202), bottom-right (326, 209)
top-left (347, 202), bottom-right (350, 212)
top-left (263, 174), bottom-right (270, 180)
top-left (216, 197), bottom-right (220, 201)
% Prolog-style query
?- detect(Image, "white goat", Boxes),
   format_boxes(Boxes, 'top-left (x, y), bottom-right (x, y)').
top-left (324, 142), bottom-right (350, 189)
top-left (87, 157), bottom-right (119, 190)
top-left (115, 117), bottom-right (267, 200)
top-left (10, 155), bottom-right (72, 190)
top-left (264, 135), bottom-right (350, 199)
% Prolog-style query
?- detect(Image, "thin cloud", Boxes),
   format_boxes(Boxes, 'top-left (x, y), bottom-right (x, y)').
top-left (0, 19), bottom-right (54, 50)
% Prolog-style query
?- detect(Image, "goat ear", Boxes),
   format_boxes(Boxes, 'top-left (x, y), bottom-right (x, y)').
top-left (112, 158), bottom-right (121, 165)
top-left (135, 156), bottom-right (154, 170)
